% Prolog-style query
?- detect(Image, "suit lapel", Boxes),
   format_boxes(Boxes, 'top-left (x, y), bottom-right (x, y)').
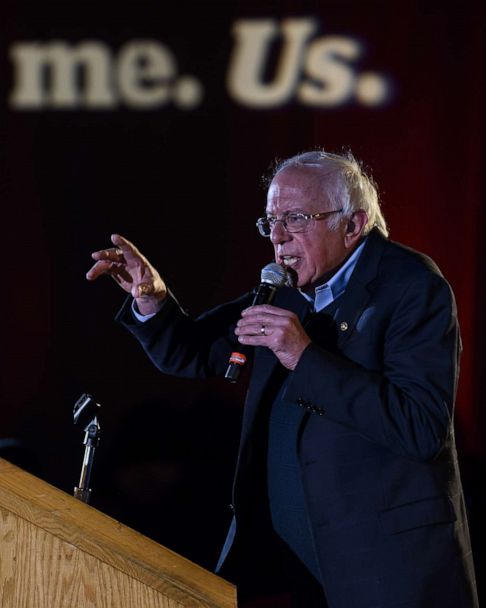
top-left (334, 229), bottom-right (387, 347)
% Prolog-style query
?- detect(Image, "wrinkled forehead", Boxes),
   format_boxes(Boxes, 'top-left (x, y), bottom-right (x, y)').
top-left (266, 163), bottom-right (345, 213)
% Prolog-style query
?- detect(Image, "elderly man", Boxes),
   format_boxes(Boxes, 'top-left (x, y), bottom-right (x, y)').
top-left (87, 150), bottom-right (478, 607)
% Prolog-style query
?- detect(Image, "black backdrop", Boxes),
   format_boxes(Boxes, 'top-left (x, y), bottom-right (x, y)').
top-left (1, 0), bottom-right (485, 593)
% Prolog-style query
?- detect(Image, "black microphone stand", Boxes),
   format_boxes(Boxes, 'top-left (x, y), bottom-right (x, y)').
top-left (73, 393), bottom-right (101, 504)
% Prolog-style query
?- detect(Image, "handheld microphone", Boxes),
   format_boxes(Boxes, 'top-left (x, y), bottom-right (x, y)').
top-left (225, 263), bottom-right (288, 383)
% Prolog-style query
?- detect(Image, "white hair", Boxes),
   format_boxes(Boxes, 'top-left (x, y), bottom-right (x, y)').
top-left (271, 149), bottom-right (389, 237)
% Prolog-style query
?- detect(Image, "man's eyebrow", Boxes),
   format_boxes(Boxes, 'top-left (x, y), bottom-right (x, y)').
top-left (263, 207), bottom-right (307, 215)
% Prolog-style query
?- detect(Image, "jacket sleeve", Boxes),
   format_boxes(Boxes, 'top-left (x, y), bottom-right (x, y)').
top-left (284, 272), bottom-right (461, 462)
top-left (115, 291), bottom-right (253, 379)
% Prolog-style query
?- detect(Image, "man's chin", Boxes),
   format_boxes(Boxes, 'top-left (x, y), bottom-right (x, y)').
top-left (283, 267), bottom-right (314, 292)
top-left (285, 267), bottom-right (298, 288)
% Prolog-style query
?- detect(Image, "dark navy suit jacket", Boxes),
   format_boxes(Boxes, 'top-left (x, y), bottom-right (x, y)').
top-left (117, 230), bottom-right (478, 608)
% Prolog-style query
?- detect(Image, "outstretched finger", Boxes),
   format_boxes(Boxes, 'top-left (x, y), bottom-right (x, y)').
top-left (110, 234), bottom-right (144, 261)
top-left (87, 258), bottom-right (133, 282)
top-left (91, 247), bottom-right (124, 262)
top-left (86, 259), bottom-right (115, 280)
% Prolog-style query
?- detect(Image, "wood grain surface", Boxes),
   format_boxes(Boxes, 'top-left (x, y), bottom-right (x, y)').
top-left (0, 459), bottom-right (236, 608)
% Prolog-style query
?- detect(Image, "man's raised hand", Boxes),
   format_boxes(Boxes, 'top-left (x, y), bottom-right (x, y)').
top-left (86, 234), bottom-right (167, 315)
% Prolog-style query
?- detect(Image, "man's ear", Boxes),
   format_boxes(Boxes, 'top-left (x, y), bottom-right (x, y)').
top-left (344, 209), bottom-right (368, 248)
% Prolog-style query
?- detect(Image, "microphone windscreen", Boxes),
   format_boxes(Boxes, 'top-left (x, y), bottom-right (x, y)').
top-left (260, 263), bottom-right (288, 287)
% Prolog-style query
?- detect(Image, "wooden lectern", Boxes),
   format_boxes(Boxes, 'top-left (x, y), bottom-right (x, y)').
top-left (0, 458), bottom-right (236, 607)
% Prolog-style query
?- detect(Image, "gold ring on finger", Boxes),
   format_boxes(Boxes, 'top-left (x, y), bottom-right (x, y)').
top-left (138, 283), bottom-right (153, 296)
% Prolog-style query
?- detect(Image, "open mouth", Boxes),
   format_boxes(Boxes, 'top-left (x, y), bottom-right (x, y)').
top-left (280, 255), bottom-right (299, 268)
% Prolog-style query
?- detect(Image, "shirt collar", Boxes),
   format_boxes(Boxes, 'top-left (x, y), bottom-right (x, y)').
top-left (300, 238), bottom-right (367, 312)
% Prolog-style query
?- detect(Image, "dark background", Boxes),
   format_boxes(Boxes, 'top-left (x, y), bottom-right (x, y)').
top-left (0, 0), bottom-right (484, 598)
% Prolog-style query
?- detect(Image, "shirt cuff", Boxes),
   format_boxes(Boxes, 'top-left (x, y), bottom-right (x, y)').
top-left (131, 299), bottom-right (157, 322)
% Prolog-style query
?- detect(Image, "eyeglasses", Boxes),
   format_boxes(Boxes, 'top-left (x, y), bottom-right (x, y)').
top-left (256, 209), bottom-right (344, 237)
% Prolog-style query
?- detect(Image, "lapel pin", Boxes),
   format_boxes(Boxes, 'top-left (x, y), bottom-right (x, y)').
top-left (339, 321), bottom-right (348, 332)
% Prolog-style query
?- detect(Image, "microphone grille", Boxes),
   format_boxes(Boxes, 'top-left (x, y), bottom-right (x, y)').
top-left (260, 263), bottom-right (288, 287)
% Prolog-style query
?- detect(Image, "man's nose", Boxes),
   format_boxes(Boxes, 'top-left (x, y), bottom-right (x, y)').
top-left (270, 220), bottom-right (291, 244)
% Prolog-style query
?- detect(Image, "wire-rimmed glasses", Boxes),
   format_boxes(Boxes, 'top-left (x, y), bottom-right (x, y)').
top-left (256, 209), bottom-right (344, 237)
